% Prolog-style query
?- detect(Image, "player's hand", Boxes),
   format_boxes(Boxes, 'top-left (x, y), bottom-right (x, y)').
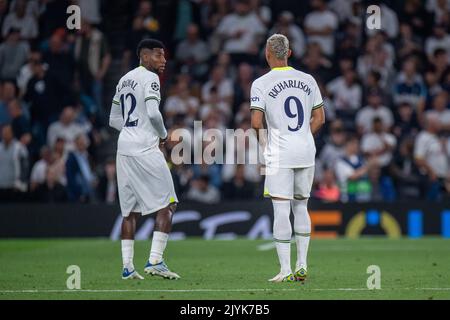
top-left (159, 136), bottom-right (167, 147)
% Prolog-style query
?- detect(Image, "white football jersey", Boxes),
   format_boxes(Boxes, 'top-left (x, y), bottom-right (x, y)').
top-left (250, 66), bottom-right (324, 168)
top-left (112, 66), bottom-right (163, 156)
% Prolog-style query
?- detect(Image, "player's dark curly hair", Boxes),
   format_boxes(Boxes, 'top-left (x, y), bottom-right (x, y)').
top-left (136, 39), bottom-right (165, 58)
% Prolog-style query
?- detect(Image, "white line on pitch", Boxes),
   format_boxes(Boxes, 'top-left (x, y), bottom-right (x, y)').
top-left (1, 288), bottom-right (450, 294)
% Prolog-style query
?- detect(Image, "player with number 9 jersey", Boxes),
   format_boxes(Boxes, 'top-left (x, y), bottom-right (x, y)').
top-left (250, 34), bottom-right (325, 283)
top-left (250, 66), bottom-right (324, 169)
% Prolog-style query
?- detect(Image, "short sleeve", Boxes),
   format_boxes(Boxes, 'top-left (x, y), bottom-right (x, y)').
top-left (112, 85), bottom-right (120, 106)
top-left (312, 79), bottom-right (324, 110)
top-left (250, 81), bottom-right (265, 112)
top-left (144, 76), bottom-right (161, 103)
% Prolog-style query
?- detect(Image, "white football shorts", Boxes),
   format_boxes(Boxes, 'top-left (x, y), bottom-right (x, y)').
top-left (264, 166), bottom-right (315, 200)
top-left (116, 150), bottom-right (178, 217)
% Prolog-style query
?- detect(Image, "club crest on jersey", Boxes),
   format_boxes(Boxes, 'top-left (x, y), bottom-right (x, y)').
top-left (151, 82), bottom-right (160, 91)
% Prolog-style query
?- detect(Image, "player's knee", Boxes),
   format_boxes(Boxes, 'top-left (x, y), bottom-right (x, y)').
top-left (169, 202), bottom-right (177, 213)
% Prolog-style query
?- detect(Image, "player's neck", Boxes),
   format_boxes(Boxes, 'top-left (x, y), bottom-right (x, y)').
top-left (270, 60), bottom-right (290, 70)
top-left (140, 64), bottom-right (158, 74)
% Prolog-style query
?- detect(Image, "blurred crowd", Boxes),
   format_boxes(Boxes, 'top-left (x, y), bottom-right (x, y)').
top-left (0, 0), bottom-right (450, 204)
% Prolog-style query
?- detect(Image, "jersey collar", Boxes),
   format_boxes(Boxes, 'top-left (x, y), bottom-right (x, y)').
top-left (271, 66), bottom-right (293, 71)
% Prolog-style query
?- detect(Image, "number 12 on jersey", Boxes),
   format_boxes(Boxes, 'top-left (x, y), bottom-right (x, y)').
top-left (120, 93), bottom-right (139, 127)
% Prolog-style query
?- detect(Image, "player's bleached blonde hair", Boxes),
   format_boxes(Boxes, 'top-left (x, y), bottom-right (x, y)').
top-left (266, 34), bottom-right (290, 60)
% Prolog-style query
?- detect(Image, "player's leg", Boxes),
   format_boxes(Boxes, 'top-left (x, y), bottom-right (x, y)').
top-left (136, 151), bottom-right (180, 279)
top-left (149, 202), bottom-right (176, 265)
top-left (120, 210), bottom-right (145, 280)
top-left (265, 167), bottom-right (295, 282)
top-left (144, 203), bottom-right (180, 279)
top-left (121, 212), bottom-right (138, 268)
top-left (292, 166), bottom-right (315, 281)
top-left (117, 154), bottom-right (144, 280)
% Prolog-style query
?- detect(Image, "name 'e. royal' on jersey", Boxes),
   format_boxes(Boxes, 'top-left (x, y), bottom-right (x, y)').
top-left (112, 66), bottom-right (163, 156)
top-left (250, 66), bottom-right (324, 168)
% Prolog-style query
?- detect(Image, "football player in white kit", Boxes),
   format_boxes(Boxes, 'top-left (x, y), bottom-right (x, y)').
top-left (109, 39), bottom-right (179, 280)
top-left (250, 34), bottom-right (326, 282)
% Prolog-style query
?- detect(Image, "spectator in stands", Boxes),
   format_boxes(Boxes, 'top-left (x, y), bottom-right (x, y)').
top-left (186, 174), bottom-right (220, 204)
top-left (122, 13), bottom-right (157, 72)
top-left (205, 0), bottom-right (232, 34)
top-left (164, 75), bottom-right (200, 128)
top-left (313, 167), bottom-right (340, 203)
top-left (17, 49), bottom-right (41, 96)
top-left (304, 0), bottom-right (338, 57)
top-left (215, 0), bottom-right (266, 65)
top-left (0, 124), bottom-right (28, 201)
top-left (400, 0), bottom-right (432, 39)
top-left (222, 164), bottom-right (255, 199)
top-left (392, 102), bottom-right (420, 143)
top-left (414, 113), bottom-right (449, 200)
top-left (335, 136), bottom-right (375, 202)
top-left (425, 24), bottom-right (450, 62)
top-left (97, 158), bottom-right (118, 204)
top-left (425, 0), bottom-right (450, 26)
top-left (8, 98), bottom-right (31, 147)
top-left (356, 89), bottom-right (394, 135)
top-left (269, 11), bottom-right (306, 59)
top-left (199, 86), bottom-right (231, 125)
top-left (0, 0), bottom-right (8, 42)
top-left (47, 106), bottom-right (88, 152)
top-left (232, 62), bottom-right (253, 115)
top-left (429, 48), bottom-right (449, 83)
top-left (137, 0), bottom-right (160, 37)
top-left (43, 30), bottom-right (75, 99)
top-left (393, 56), bottom-right (427, 115)
top-left (30, 145), bottom-right (52, 192)
top-left (33, 166), bottom-right (67, 203)
top-left (361, 117), bottom-right (397, 172)
top-left (66, 133), bottom-right (96, 203)
top-left (299, 42), bottom-right (333, 84)
top-left (0, 80), bottom-right (17, 126)
top-left (74, 20), bottom-right (111, 116)
top-left (396, 23), bottom-right (423, 62)
top-left (357, 34), bottom-right (393, 90)
top-left (175, 23), bottom-right (210, 81)
top-left (425, 91), bottom-right (450, 131)
top-left (319, 119), bottom-right (346, 170)
top-left (201, 64), bottom-right (233, 107)
top-left (2, 0), bottom-right (38, 40)
top-left (8, 0), bottom-right (44, 19)
top-left (0, 28), bottom-right (29, 80)
top-left (389, 137), bottom-right (422, 199)
top-left (250, 0), bottom-right (272, 27)
top-left (326, 68), bottom-right (362, 117)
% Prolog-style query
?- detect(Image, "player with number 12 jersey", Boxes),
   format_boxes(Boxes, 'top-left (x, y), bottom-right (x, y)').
top-left (109, 39), bottom-right (179, 281)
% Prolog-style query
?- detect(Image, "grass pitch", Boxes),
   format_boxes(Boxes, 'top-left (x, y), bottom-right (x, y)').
top-left (0, 238), bottom-right (449, 300)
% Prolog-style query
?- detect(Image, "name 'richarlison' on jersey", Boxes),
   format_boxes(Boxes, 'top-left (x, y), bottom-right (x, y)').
top-left (268, 79), bottom-right (312, 99)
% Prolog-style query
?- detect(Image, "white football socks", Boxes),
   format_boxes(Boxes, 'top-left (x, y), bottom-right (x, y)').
top-left (121, 239), bottom-right (134, 270)
top-left (292, 199), bottom-right (311, 270)
top-left (272, 200), bottom-right (292, 275)
top-left (149, 231), bottom-right (169, 264)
